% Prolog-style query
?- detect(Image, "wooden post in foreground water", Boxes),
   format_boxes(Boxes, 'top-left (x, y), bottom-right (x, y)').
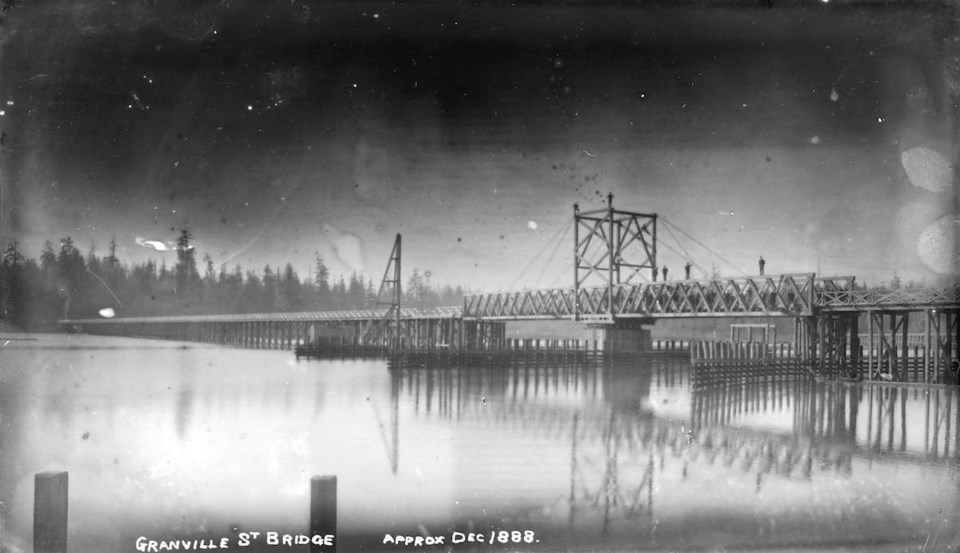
top-left (34, 471), bottom-right (68, 553)
top-left (310, 475), bottom-right (337, 552)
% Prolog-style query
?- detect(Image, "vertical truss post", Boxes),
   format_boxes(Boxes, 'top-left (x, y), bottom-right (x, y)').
top-left (925, 309), bottom-right (933, 383)
top-left (849, 314), bottom-right (860, 378)
top-left (607, 194), bottom-right (615, 320)
top-left (574, 203), bottom-right (580, 321)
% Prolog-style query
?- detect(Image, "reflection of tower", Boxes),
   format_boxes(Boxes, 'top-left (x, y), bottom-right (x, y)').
top-left (568, 409), bottom-right (655, 536)
top-left (371, 368), bottom-right (402, 475)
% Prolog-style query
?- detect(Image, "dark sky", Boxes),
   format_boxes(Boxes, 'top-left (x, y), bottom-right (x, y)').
top-left (1, 0), bottom-right (957, 290)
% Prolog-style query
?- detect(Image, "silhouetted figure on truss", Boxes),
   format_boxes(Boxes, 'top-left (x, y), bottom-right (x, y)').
top-left (662, 266), bottom-right (668, 281)
top-left (759, 256), bottom-right (766, 276)
top-left (684, 262), bottom-right (692, 280)
top-left (952, 360), bottom-right (960, 385)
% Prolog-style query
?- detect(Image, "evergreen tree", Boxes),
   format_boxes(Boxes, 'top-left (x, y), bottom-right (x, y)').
top-left (106, 236), bottom-right (119, 267)
top-left (57, 237), bottom-right (86, 318)
top-left (40, 240), bottom-right (57, 283)
top-left (203, 254), bottom-right (216, 283)
top-left (279, 263), bottom-right (302, 311)
top-left (159, 258), bottom-right (170, 282)
top-left (175, 229), bottom-right (200, 296)
top-left (262, 265), bottom-right (278, 311)
top-left (348, 272), bottom-right (365, 308)
top-left (406, 268), bottom-right (423, 305)
top-left (313, 251), bottom-right (330, 308)
top-left (332, 276), bottom-right (347, 309)
top-left (1, 242), bottom-right (25, 325)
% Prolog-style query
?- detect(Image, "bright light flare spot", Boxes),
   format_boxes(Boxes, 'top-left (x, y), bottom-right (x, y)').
top-left (247, 105), bottom-right (253, 111)
top-left (5, 100), bottom-right (12, 106)
top-left (135, 237), bottom-right (171, 251)
top-left (829, 88), bottom-right (839, 102)
top-left (98, 307), bottom-right (116, 318)
top-left (810, 136), bottom-right (820, 144)
top-left (902, 147), bottom-right (952, 193)
top-left (527, 221), bottom-right (539, 230)
top-left (917, 215), bottom-right (959, 274)
top-left (0, 111), bottom-right (5, 116)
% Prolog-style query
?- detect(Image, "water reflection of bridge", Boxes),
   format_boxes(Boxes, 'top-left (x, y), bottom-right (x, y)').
top-left (385, 355), bottom-right (959, 530)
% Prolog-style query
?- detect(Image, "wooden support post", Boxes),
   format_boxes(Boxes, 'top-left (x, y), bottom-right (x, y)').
top-left (954, 310), bottom-right (960, 383)
top-left (900, 313), bottom-right (909, 382)
top-left (34, 471), bottom-right (68, 553)
top-left (817, 316), bottom-right (826, 376)
top-left (925, 310), bottom-right (933, 383)
top-left (849, 315), bottom-right (860, 378)
top-left (310, 475), bottom-right (337, 552)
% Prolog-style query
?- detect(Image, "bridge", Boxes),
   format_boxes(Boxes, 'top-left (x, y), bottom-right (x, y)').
top-left (63, 196), bottom-right (959, 382)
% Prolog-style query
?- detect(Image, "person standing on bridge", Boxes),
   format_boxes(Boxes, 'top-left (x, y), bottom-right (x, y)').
top-left (684, 262), bottom-right (691, 280)
top-left (759, 256), bottom-right (766, 276)
top-left (662, 266), bottom-right (669, 281)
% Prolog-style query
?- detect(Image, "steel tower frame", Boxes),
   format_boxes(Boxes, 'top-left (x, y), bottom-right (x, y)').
top-left (574, 193), bottom-right (657, 321)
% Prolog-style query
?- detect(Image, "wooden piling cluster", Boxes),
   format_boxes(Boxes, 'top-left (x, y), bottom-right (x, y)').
top-left (690, 341), bottom-right (809, 385)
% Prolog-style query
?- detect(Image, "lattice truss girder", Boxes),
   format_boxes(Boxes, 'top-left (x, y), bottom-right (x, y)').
top-left (464, 275), bottom-right (818, 319)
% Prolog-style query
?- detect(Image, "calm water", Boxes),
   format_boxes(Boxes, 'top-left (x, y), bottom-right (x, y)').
top-left (2, 334), bottom-right (959, 552)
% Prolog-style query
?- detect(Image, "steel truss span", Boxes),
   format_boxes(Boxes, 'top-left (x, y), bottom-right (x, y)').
top-left (463, 277), bottom-right (960, 321)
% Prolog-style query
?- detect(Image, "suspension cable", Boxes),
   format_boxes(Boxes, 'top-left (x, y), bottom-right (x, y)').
top-left (506, 217), bottom-right (573, 291)
top-left (535, 221), bottom-right (575, 288)
top-left (660, 225), bottom-right (710, 277)
top-left (660, 216), bottom-right (749, 277)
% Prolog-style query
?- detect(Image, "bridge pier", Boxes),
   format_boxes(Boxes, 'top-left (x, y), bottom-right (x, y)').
top-left (462, 321), bottom-right (507, 351)
top-left (589, 320), bottom-right (653, 353)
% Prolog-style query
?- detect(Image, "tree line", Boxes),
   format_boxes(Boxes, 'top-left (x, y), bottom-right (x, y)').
top-left (0, 230), bottom-right (468, 330)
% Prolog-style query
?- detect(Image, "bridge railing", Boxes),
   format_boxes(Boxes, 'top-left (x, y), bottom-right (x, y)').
top-left (817, 285), bottom-right (960, 310)
top-left (463, 274), bottom-right (820, 319)
top-left (61, 306), bottom-right (463, 325)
